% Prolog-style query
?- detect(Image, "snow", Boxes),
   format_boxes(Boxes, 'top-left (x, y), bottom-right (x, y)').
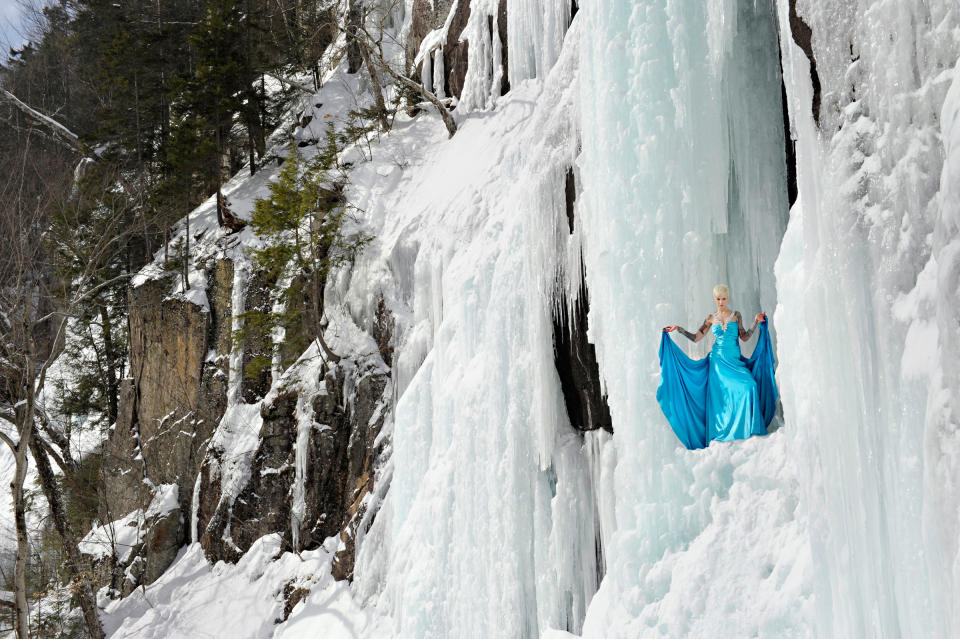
top-left (769, 1), bottom-right (960, 637)
top-left (101, 537), bottom-right (390, 639)
top-left (80, 484), bottom-right (179, 563)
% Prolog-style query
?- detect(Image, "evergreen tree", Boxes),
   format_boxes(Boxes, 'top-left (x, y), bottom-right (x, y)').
top-left (239, 136), bottom-right (370, 375)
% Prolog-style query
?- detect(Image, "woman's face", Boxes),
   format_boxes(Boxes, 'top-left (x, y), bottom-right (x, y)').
top-left (715, 294), bottom-right (729, 311)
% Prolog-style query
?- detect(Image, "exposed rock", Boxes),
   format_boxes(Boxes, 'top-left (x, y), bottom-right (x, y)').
top-left (198, 391), bottom-right (298, 562)
top-left (406, 0), bottom-right (509, 101)
top-left (407, 0), bottom-right (455, 69)
top-left (373, 297), bottom-right (395, 368)
top-left (198, 358), bottom-right (390, 571)
top-left (788, 0), bottom-right (820, 125)
top-left (240, 269), bottom-right (276, 403)
top-left (128, 505), bottom-right (183, 594)
top-left (127, 276), bottom-right (223, 496)
top-left (553, 170), bottom-right (613, 433)
top-left (496, 0), bottom-right (509, 95)
top-left (278, 582), bottom-right (310, 623)
top-left (98, 378), bottom-right (148, 522)
top-left (443, 0), bottom-right (471, 99)
top-left (553, 279), bottom-right (613, 434)
top-left (95, 260), bottom-right (234, 590)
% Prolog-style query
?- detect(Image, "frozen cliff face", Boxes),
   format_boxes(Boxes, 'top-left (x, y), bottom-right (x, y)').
top-left (349, 19), bottom-right (599, 636)
top-left (775, 1), bottom-right (960, 636)
top-left (355, 0), bottom-right (960, 636)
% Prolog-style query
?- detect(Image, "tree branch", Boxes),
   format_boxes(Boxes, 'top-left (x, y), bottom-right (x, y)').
top-left (345, 24), bottom-right (457, 138)
top-left (263, 72), bottom-right (316, 95)
top-left (32, 272), bottom-right (134, 327)
top-left (0, 88), bottom-right (92, 156)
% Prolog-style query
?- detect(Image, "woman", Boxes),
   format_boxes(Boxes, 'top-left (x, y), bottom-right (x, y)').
top-left (657, 285), bottom-right (778, 449)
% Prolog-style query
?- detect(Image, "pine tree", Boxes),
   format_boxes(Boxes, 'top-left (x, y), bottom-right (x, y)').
top-left (238, 137), bottom-right (370, 376)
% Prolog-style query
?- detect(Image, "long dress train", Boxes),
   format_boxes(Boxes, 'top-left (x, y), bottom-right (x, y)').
top-left (656, 319), bottom-right (777, 450)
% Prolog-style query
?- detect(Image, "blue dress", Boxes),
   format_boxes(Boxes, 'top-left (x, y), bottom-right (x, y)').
top-left (656, 319), bottom-right (778, 450)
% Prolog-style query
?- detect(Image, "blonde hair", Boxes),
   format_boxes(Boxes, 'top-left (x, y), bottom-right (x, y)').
top-left (713, 284), bottom-right (730, 298)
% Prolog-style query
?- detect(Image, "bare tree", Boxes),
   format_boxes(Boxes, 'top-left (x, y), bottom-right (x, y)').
top-left (345, 1), bottom-right (458, 137)
top-left (0, 132), bottom-right (131, 638)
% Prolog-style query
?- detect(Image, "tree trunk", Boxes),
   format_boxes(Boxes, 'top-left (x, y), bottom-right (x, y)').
top-left (213, 102), bottom-right (224, 227)
top-left (11, 346), bottom-right (37, 639)
top-left (357, 43), bottom-right (390, 131)
top-left (358, 38), bottom-right (457, 138)
top-left (345, 1), bottom-right (363, 74)
top-left (12, 444), bottom-right (30, 639)
top-left (99, 306), bottom-right (119, 425)
top-left (28, 433), bottom-right (105, 639)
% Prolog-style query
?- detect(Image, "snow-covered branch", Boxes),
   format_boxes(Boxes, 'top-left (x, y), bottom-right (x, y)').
top-left (0, 88), bottom-right (89, 156)
top-left (263, 72), bottom-right (316, 95)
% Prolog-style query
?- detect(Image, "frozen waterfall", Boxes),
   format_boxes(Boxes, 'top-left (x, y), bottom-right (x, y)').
top-left (350, 0), bottom-right (960, 637)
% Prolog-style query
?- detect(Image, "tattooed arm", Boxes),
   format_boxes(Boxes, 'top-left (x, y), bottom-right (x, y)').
top-left (664, 315), bottom-right (713, 343)
top-left (736, 311), bottom-right (765, 340)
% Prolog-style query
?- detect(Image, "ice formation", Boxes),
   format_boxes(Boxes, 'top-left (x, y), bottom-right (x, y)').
top-left (350, 22), bottom-right (597, 637)
top-left (351, 0), bottom-right (960, 637)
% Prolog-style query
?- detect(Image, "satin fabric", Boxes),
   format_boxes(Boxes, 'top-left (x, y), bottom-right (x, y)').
top-left (657, 320), bottom-right (777, 450)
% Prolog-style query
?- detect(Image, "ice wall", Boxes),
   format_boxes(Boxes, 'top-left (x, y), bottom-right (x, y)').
top-left (774, 1), bottom-right (960, 637)
top-left (352, 20), bottom-right (604, 638)
top-left (577, 0), bottom-right (805, 636)
top-left (459, 0), bottom-right (572, 110)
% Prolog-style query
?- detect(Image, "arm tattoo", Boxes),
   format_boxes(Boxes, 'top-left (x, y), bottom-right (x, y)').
top-left (737, 311), bottom-right (759, 340)
top-left (678, 316), bottom-right (711, 342)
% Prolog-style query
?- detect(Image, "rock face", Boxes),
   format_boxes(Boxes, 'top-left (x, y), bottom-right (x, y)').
top-left (553, 281), bottom-right (613, 433)
top-left (552, 167), bottom-right (612, 433)
top-left (92, 247), bottom-right (394, 594)
top-left (406, 0), bottom-right (509, 100)
top-left (197, 357), bottom-right (390, 574)
top-left (94, 260), bottom-right (233, 592)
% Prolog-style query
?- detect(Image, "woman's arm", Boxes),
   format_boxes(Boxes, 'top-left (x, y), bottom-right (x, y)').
top-left (737, 311), bottom-right (765, 340)
top-left (664, 315), bottom-right (712, 343)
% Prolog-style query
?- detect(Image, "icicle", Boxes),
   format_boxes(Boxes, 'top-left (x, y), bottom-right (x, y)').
top-left (506, 0), bottom-right (571, 87)
top-left (190, 469), bottom-right (202, 543)
top-left (228, 261), bottom-right (250, 405)
top-left (577, 0), bottom-right (793, 635)
top-left (433, 48), bottom-right (446, 99)
top-left (420, 53), bottom-right (433, 96)
top-left (290, 391), bottom-right (316, 553)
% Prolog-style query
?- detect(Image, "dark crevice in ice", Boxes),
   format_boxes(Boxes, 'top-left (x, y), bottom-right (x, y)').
top-left (564, 167), bottom-right (576, 233)
top-left (553, 169), bottom-right (613, 434)
top-left (780, 77), bottom-right (798, 207)
top-left (553, 275), bottom-right (612, 434)
top-left (788, 0), bottom-right (821, 126)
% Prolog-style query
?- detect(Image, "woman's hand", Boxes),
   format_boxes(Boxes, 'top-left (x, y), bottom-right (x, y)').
top-left (663, 325), bottom-right (678, 332)
top-left (755, 312), bottom-right (767, 324)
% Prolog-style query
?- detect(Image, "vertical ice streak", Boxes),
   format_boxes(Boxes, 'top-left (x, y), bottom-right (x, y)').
top-left (432, 48), bottom-right (446, 99)
top-left (506, 0), bottom-right (571, 87)
top-left (291, 391), bottom-right (316, 553)
top-left (190, 470), bottom-right (202, 543)
top-left (229, 261), bottom-right (250, 406)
